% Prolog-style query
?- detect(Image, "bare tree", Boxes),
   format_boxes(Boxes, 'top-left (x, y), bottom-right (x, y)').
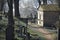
top-left (6, 0), bottom-right (14, 40)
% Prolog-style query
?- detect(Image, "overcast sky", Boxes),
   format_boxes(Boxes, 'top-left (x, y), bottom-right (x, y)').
top-left (3, 0), bottom-right (57, 18)
top-left (4, 0), bottom-right (57, 12)
top-left (19, 0), bottom-right (39, 8)
top-left (19, 0), bottom-right (39, 18)
top-left (4, 0), bottom-right (39, 12)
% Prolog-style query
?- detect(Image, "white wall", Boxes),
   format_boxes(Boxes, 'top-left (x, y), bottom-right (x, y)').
top-left (37, 11), bottom-right (43, 26)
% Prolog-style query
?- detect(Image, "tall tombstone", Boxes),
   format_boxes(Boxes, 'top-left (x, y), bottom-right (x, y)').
top-left (19, 25), bottom-right (23, 37)
top-left (20, 18), bottom-right (28, 34)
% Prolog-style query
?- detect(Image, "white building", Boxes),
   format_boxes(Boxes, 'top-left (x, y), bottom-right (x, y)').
top-left (37, 4), bottom-right (59, 27)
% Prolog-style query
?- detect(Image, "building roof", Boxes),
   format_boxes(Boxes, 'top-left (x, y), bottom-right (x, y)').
top-left (38, 4), bottom-right (60, 11)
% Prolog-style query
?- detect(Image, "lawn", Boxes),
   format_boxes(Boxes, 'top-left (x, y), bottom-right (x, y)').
top-left (14, 18), bottom-right (47, 40)
top-left (0, 17), bottom-right (57, 40)
top-left (28, 28), bottom-right (47, 40)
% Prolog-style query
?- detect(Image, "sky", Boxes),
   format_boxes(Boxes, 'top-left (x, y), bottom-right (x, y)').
top-left (3, 0), bottom-right (57, 18)
top-left (19, 0), bottom-right (39, 8)
top-left (19, 0), bottom-right (39, 18)
top-left (3, 0), bottom-right (39, 18)
top-left (3, 0), bottom-right (39, 12)
top-left (3, 0), bottom-right (57, 12)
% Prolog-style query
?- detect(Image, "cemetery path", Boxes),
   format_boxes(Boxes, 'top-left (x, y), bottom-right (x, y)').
top-left (28, 25), bottom-right (54, 40)
top-left (37, 28), bottom-right (53, 40)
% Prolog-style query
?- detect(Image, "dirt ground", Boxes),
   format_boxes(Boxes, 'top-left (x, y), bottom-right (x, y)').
top-left (28, 23), bottom-right (57, 40)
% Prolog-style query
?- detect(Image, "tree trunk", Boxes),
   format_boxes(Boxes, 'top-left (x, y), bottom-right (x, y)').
top-left (6, 0), bottom-right (14, 40)
top-left (43, 0), bottom-right (47, 4)
top-left (37, 0), bottom-right (41, 10)
top-left (0, 0), bottom-right (4, 20)
top-left (14, 0), bottom-right (20, 19)
top-left (0, 0), bottom-right (4, 11)
top-left (57, 0), bottom-right (60, 40)
top-left (58, 28), bottom-right (60, 40)
top-left (58, 8), bottom-right (60, 40)
top-left (38, 0), bottom-right (41, 5)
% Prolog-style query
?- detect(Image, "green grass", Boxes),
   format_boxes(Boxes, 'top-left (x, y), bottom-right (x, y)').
top-left (14, 20), bottom-right (47, 40)
top-left (14, 18), bottom-right (47, 40)
top-left (0, 17), bottom-right (49, 40)
top-left (28, 28), bottom-right (47, 40)
top-left (0, 31), bottom-right (6, 40)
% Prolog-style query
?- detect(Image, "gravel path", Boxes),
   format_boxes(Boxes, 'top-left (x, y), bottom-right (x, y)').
top-left (38, 28), bottom-right (53, 40)
top-left (28, 25), bottom-right (55, 40)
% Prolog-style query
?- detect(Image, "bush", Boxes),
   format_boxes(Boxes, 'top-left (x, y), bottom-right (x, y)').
top-left (15, 38), bottom-right (19, 40)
